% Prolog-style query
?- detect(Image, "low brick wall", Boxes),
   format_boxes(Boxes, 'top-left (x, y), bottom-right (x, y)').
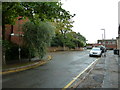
top-left (105, 44), bottom-right (117, 49)
top-left (47, 47), bottom-right (68, 52)
top-left (47, 47), bottom-right (84, 52)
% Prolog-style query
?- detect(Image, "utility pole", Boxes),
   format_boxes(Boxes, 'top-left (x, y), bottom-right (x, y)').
top-left (101, 28), bottom-right (105, 46)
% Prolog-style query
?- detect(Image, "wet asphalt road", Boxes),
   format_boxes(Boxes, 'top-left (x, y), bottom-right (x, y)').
top-left (2, 50), bottom-right (101, 88)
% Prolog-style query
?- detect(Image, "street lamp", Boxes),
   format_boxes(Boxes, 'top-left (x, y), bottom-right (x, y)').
top-left (101, 28), bottom-right (105, 39)
top-left (101, 28), bottom-right (106, 46)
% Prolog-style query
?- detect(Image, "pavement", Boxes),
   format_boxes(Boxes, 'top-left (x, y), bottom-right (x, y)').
top-left (73, 50), bottom-right (120, 89)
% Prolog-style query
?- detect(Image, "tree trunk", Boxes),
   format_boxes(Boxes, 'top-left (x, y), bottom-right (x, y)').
top-left (28, 51), bottom-right (31, 62)
top-left (63, 44), bottom-right (65, 51)
top-left (2, 18), bottom-right (5, 41)
top-left (2, 46), bottom-right (6, 65)
top-left (2, 16), bottom-right (6, 65)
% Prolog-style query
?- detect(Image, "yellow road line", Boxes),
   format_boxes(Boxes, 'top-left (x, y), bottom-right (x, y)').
top-left (1, 61), bottom-right (47, 75)
top-left (63, 58), bottom-right (99, 89)
top-left (1, 55), bottom-right (52, 75)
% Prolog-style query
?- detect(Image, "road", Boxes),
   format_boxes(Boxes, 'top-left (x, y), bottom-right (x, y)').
top-left (2, 50), bottom-right (101, 88)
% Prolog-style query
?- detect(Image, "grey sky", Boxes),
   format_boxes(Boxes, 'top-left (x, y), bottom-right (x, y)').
top-left (119, 1), bottom-right (120, 24)
top-left (61, 0), bottom-right (119, 43)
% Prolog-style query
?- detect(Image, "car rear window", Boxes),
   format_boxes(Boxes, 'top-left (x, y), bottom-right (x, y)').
top-left (92, 48), bottom-right (100, 51)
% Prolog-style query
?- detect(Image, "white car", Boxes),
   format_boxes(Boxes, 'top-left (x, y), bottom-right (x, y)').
top-left (89, 47), bottom-right (102, 57)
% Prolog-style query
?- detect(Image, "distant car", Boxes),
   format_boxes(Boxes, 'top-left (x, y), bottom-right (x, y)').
top-left (86, 46), bottom-right (93, 49)
top-left (89, 47), bottom-right (102, 57)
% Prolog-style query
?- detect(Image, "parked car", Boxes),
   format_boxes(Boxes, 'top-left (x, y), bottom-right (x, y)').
top-left (97, 45), bottom-right (107, 53)
top-left (89, 47), bottom-right (102, 57)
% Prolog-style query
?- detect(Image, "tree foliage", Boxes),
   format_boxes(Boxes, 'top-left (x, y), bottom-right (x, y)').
top-left (51, 31), bottom-right (86, 48)
top-left (2, 2), bottom-right (74, 39)
top-left (2, 2), bottom-right (75, 62)
top-left (22, 21), bottom-right (55, 59)
top-left (2, 2), bottom-right (86, 63)
top-left (2, 2), bottom-right (67, 23)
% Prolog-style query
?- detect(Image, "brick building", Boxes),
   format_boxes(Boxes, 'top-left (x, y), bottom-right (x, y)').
top-left (5, 16), bottom-right (29, 45)
top-left (97, 39), bottom-right (117, 49)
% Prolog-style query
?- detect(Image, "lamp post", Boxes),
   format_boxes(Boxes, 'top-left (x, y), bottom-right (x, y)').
top-left (101, 34), bottom-right (103, 45)
top-left (101, 28), bottom-right (107, 57)
top-left (101, 28), bottom-right (106, 46)
top-left (101, 28), bottom-right (105, 39)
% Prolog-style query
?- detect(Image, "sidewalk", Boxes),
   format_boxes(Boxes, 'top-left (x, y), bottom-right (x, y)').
top-left (77, 51), bottom-right (119, 89)
top-left (1, 54), bottom-right (52, 75)
top-left (102, 53), bottom-right (119, 88)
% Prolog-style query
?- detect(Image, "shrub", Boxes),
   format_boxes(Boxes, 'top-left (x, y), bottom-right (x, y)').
top-left (22, 21), bottom-right (55, 59)
top-left (3, 40), bottom-right (35, 62)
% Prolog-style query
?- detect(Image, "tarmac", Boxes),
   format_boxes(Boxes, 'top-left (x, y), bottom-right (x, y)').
top-left (1, 51), bottom-right (120, 89)
top-left (1, 55), bottom-right (52, 75)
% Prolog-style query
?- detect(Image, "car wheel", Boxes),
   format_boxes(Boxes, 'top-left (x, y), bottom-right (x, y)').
top-left (99, 54), bottom-right (102, 57)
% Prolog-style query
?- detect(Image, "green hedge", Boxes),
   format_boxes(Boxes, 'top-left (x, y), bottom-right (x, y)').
top-left (3, 40), bottom-right (34, 62)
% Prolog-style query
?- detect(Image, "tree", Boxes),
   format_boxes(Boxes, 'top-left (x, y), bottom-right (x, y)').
top-left (2, 2), bottom-right (75, 64)
top-left (2, 2), bottom-right (74, 40)
top-left (52, 15), bottom-right (75, 49)
top-left (2, 2), bottom-right (24, 40)
top-left (22, 21), bottom-right (55, 60)
top-left (51, 31), bottom-right (86, 49)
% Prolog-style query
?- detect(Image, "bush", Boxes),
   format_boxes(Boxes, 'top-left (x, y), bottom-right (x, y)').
top-left (3, 40), bottom-right (34, 62)
top-left (65, 41), bottom-right (76, 49)
top-left (50, 36), bottom-right (63, 47)
top-left (22, 21), bottom-right (55, 59)
top-left (3, 40), bottom-right (19, 61)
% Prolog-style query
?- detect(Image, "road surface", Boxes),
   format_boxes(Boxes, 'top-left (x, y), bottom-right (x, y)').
top-left (2, 50), bottom-right (101, 88)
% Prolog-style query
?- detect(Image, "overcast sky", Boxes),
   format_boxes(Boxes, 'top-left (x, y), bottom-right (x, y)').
top-left (61, 0), bottom-right (119, 43)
